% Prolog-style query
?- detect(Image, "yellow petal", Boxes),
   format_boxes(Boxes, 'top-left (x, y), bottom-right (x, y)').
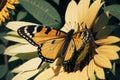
top-left (95, 36), bottom-right (120, 45)
top-left (8, 0), bottom-right (19, 4)
top-left (35, 66), bottom-right (64, 80)
top-left (14, 0), bottom-right (20, 4)
top-left (96, 46), bottom-right (119, 60)
top-left (1, 16), bottom-right (5, 22)
top-left (85, 0), bottom-right (104, 29)
top-left (79, 66), bottom-right (89, 80)
top-left (71, 71), bottom-right (81, 80)
top-left (88, 60), bottom-right (95, 80)
top-left (2, 10), bottom-right (9, 18)
top-left (65, 0), bottom-right (78, 24)
top-left (96, 45), bottom-right (120, 52)
top-left (3, 7), bottom-right (8, 11)
top-left (52, 72), bottom-right (68, 80)
top-left (52, 71), bottom-right (81, 80)
top-left (94, 62), bottom-right (105, 79)
top-left (12, 58), bottom-right (41, 73)
top-left (12, 69), bottom-right (39, 80)
top-left (62, 0), bottom-right (78, 32)
top-left (78, 0), bottom-right (90, 24)
top-left (94, 54), bottom-right (112, 68)
top-left (6, 3), bottom-right (15, 9)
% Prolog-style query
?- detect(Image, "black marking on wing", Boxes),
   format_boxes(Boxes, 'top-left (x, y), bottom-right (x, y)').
top-left (45, 27), bottom-right (51, 34)
top-left (83, 30), bottom-right (92, 44)
top-left (37, 26), bottom-right (43, 32)
top-left (51, 40), bottom-right (56, 44)
top-left (26, 25), bottom-right (35, 37)
top-left (17, 25), bottom-right (40, 46)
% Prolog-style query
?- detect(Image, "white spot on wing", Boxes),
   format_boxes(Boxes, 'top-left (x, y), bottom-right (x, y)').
top-left (33, 26), bottom-right (38, 34)
top-left (24, 27), bottom-right (28, 34)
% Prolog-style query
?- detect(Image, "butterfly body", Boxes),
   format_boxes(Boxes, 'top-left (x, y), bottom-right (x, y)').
top-left (18, 25), bottom-right (89, 67)
top-left (59, 29), bottom-right (74, 58)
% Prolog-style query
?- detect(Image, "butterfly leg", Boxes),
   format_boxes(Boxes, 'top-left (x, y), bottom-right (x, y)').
top-left (37, 60), bottom-right (44, 69)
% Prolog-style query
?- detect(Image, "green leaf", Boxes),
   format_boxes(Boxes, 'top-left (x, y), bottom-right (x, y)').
top-left (53, 0), bottom-right (60, 5)
top-left (0, 45), bottom-right (5, 54)
top-left (93, 13), bottom-right (109, 32)
top-left (116, 63), bottom-right (120, 79)
top-left (0, 32), bottom-right (8, 45)
top-left (95, 25), bottom-right (118, 39)
top-left (112, 62), bottom-right (116, 76)
top-left (0, 65), bottom-right (8, 78)
top-left (17, 10), bottom-right (28, 20)
top-left (6, 71), bottom-right (15, 80)
top-left (19, 0), bottom-right (62, 28)
top-left (16, 52), bottom-right (38, 60)
top-left (104, 5), bottom-right (120, 20)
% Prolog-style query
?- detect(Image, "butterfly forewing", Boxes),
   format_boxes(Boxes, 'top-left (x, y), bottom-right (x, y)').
top-left (17, 25), bottom-right (66, 46)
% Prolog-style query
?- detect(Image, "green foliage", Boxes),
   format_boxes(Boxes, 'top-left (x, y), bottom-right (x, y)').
top-left (104, 5), bottom-right (120, 20)
top-left (16, 10), bottom-right (28, 21)
top-left (19, 0), bottom-right (62, 28)
top-left (0, 65), bottom-right (8, 78)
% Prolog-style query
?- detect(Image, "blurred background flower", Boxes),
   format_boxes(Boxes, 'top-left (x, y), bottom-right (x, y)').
top-left (0, 0), bottom-right (19, 25)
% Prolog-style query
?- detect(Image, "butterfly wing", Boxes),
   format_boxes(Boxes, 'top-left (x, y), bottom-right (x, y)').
top-left (73, 32), bottom-right (84, 51)
top-left (73, 30), bottom-right (91, 51)
top-left (38, 38), bottom-right (75, 63)
top-left (17, 25), bottom-right (66, 46)
top-left (38, 38), bottom-right (65, 63)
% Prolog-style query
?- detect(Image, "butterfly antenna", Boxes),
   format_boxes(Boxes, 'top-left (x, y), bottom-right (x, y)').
top-left (37, 60), bottom-right (44, 69)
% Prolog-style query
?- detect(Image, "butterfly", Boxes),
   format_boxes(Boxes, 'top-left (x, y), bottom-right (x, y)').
top-left (17, 25), bottom-right (90, 68)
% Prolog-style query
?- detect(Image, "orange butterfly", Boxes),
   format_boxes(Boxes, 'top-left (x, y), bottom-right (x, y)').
top-left (17, 25), bottom-right (90, 68)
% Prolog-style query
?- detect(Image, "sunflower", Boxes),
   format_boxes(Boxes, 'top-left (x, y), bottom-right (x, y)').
top-left (35, 0), bottom-right (120, 80)
top-left (0, 0), bottom-right (19, 25)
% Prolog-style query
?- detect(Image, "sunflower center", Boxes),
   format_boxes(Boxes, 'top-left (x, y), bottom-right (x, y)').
top-left (0, 0), bottom-right (7, 11)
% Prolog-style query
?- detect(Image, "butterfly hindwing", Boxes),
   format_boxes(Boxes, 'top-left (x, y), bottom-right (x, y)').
top-left (38, 38), bottom-right (65, 63)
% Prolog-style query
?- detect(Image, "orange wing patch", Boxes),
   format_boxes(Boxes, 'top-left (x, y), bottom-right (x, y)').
top-left (38, 38), bottom-right (65, 62)
top-left (32, 28), bottom-right (66, 45)
top-left (73, 32), bottom-right (84, 51)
